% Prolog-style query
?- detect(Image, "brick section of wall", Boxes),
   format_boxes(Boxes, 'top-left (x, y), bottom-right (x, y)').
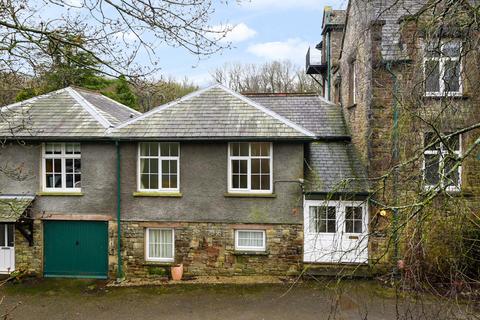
top-left (121, 221), bottom-right (303, 279)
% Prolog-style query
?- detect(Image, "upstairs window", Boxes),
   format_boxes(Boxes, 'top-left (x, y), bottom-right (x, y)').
top-left (228, 142), bottom-right (272, 193)
top-left (424, 40), bottom-right (462, 96)
top-left (138, 142), bottom-right (179, 192)
top-left (423, 133), bottom-right (461, 191)
top-left (42, 143), bottom-right (81, 192)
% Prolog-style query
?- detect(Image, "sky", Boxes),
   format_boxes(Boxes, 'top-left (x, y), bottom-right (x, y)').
top-left (155, 0), bottom-right (347, 87)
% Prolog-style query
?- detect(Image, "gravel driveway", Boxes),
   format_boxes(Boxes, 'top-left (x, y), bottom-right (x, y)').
top-left (0, 278), bottom-right (475, 320)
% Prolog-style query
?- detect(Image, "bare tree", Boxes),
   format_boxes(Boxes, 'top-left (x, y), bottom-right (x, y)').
top-left (211, 60), bottom-right (321, 93)
top-left (0, 0), bottom-right (232, 79)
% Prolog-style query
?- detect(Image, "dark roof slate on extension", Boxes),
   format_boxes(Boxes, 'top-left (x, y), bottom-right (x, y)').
top-left (304, 142), bottom-right (369, 194)
top-left (246, 94), bottom-right (348, 137)
top-left (110, 85), bottom-right (316, 140)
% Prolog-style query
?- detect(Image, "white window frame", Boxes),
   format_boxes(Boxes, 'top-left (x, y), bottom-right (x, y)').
top-left (234, 229), bottom-right (266, 252)
top-left (423, 134), bottom-right (462, 192)
top-left (306, 200), bottom-right (368, 235)
top-left (423, 40), bottom-right (462, 97)
top-left (137, 142), bottom-right (180, 192)
top-left (145, 228), bottom-right (175, 262)
top-left (227, 142), bottom-right (273, 194)
top-left (42, 142), bottom-right (81, 192)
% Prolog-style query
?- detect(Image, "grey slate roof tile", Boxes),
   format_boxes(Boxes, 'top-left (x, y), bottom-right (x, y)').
top-left (304, 141), bottom-right (369, 194)
top-left (246, 94), bottom-right (348, 137)
top-left (110, 85), bottom-right (315, 139)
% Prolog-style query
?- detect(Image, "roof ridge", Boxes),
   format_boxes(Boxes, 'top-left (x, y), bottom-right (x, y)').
top-left (66, 87), bottom-right (113, 129)
top-left (217, 84), bottom-right (316, 138)
top-left (109, 84), bottom-right (220, 132)
top-left (72, 86), bottom-right (142, 117)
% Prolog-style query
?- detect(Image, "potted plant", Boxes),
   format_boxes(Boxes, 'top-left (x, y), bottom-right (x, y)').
top-left (171, 263), bottom-right (183, 281)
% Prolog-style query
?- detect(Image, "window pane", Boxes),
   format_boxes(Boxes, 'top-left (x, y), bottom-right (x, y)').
top-left (260, 159), bottom-right (270, 173)
top-left (66, 159), bottom-right (73, 173)
top-left (149, 229), bottom-right (173, 259)
top-left (232, 160), bottom-right (240, 174)
top-left (45, 143), bottom-right (61, 154)
top-left (45, 159), bottom-right (53, 173)
top-left (65, 143), bottom-right (80, 154)
top-left (442, 41), bottom-right (460, 57)
top-left (354, 207), bottom-right (363, 220)
top-left (239, 143), bottom-right (249, 156)
top-left (445, 134), bottom-right (460, 151)
top-left (170, 175), bottom-right (178, 189)
top-left (139, 143), bottom-right (149, 156)
top-left (260, 175), bottom-right (270, 190)
top-left (141, 174), bottom-right (149, 189)
top-left (239, 175), bottom-right (247, 188)
top-left (425, 60), bottom-right (440, 93)
top-left (444, 60), bottom-right (460, 93)
top-left (0, 225), bottom-right (5, 246)
top-left (251, 159), bottom-right (260, 174)
top-left (251, 143), bottom-right (261, 156)
top-left (309, 207), bottom-right (318, 233)
top-left (150, 159), bottom-right (158, 174)
top-left (169, 143), bottom-right (179, 157)
top-left (327, 207), bottom-right (336, 220)
top-left (251, 175), bottom-right (260, 190)
top-left (160, 143), bottom-right (170, 156)
top-left (54, 174), bottom-right (62, 188)
top-left (74, 159), bottom-right (81, 174)
top-left (425, 154), bottom-right (440, 185)
top-left (7, 224), bottom-right (13, 247)
top-left (162, 160), bottom-right (170, 174)
top-left (424, 132), bottom-right (440, 151)
top-left (170, 160), bottom-right (177, 174)
top-left (444, 157), bottom-right (460, 188)
top-left (232, 175), bottom-right (239, 188)
top-left (66, 174), bottom-right (73, 188)
top-left (46, 174), bottom-right (54, 188)
top-left (140, 159), bottom-right (150, 174)
top-left (259, 143), bottom-right (270, 156)
top-left (230, 143), bottom-right (240, 156)
top-left (54, 159), bottom-right (61, 173)
top-left (238, 231), bottom-right (264, 248)
top-left (345, 220), bottom-right (354, 233)
top-left (354, 221), bottom-right (363, 233)
top-left (74, 174), bottom-right (81, 188)
top-left (150, 174), bottom-right (158, 189)
top-left (425, 42), bottom-right (441, 58)
top-left (162, 174), bottom-right (170, 188)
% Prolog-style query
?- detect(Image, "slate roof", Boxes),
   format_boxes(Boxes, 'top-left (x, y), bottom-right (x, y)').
top-left (371, 0), bottom-right (426, 61)
top-left (246, 94), bottom-right (348, 137)
top-left (0, 195), bottom-right (34, 222)
top-left (0, 87), bottom-right (140, 139)
top-left (304, 142), bottom-right (369, 194)
top-left (110, 84), bottom-right (316, 140)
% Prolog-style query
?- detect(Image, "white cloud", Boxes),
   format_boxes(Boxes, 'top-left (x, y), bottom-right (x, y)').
top-left (247, 38), bottom-right (310, 64)
top-left (241, 0), bottom-right (324, 10)
top-left (213, 23), bottom-right (257, 43)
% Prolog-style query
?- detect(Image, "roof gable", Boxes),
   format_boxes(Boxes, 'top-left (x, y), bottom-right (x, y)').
top-left (0, 87), bottom-right (139, 139)
top-left (110, 84), bottom-right (315, 139)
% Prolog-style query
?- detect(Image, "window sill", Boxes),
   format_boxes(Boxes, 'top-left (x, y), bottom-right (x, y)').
top-left (133, 192), bottom-right (182, 197)
top-left (37, 192), bottom-right (84, 196)
top-left (143, 261), bottom-right (174, 266)
top-left (233, 251), bottom-right (269, 256)
top-left (224, 193), bottom-right (276, 198)
top-left (422, 94), bottom-right (469, 100)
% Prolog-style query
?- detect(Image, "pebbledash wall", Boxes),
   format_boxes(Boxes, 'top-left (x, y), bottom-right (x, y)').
top-left (121, 222), bottom-right (303, 278)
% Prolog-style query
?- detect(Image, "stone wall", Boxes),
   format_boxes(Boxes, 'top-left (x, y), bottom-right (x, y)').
top-left (121, 221), bottom-right (303, 279)
top-left (15, 220), bottom-right (43, 275)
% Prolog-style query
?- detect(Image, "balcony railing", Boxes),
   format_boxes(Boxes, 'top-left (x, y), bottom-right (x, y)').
top-left (306, 47), bottom-right (326, 75)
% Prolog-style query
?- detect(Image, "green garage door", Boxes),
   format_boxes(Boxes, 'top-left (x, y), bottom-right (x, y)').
top-left (44, 221), bottom-right (108, 279)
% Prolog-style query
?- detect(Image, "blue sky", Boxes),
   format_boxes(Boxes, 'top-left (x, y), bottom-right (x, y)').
top-left (156, 0), bottom-right (347, 86)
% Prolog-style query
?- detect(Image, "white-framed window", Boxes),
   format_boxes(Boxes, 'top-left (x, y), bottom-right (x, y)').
top-left (145, 228), bottom-right (175, 262)
top-left (309, 206), bottom-right (337, 233)
top-left (138, 142), bottom-right (179, 192)
top-left (424, 39), bottom-right (462, 96)
top-left (234, 230), bottom-right (266, 251)
top-left (423, 132), bottom-right (461, 191)
top-left (42, 142), bottom-right (81, 192)
top-left (228, 142), bottom-right (273, 193)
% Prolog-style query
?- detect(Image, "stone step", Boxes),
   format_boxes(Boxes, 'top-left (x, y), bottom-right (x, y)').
top-left (303, 264), bottom-right (372, 278)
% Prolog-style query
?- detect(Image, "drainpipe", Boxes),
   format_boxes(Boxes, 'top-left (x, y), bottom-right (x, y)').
top-left (326, 15), bottom-right (332, 101)
top-left (115, 140), bottom-right (124, 281)
top-left (385, 62), bottom-right (400, 278)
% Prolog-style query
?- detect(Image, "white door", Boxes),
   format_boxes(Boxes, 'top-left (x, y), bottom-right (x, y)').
top-left (303, 200), bottom-right (368, 264)
top-left (0, 224), bottom-right (15, 273)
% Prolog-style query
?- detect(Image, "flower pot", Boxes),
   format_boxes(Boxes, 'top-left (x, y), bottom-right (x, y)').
top-left (171, 264), bottom-right (183, 281)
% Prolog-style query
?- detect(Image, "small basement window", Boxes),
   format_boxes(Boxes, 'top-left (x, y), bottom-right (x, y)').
top-left (235, 230), bottom-right (266, 252)
top-left (145, 228), bottom-right (174, 262)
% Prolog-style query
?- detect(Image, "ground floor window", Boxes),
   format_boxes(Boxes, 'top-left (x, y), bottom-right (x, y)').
top-left (234, 230), bottom-right (266, 251)
top-left (146, 228), bottom-right (174, 262)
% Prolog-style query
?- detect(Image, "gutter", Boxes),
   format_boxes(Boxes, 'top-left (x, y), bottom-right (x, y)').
top-left (115, 140), bottom-right (124, 281)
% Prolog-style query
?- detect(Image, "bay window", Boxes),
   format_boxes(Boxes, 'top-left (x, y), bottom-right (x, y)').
top-left (138, 142), bottom-right (179, 192)
top-left (228, 142), bottom-right (272, 193)
top-left (42, 143), bottom-right (81, 192)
